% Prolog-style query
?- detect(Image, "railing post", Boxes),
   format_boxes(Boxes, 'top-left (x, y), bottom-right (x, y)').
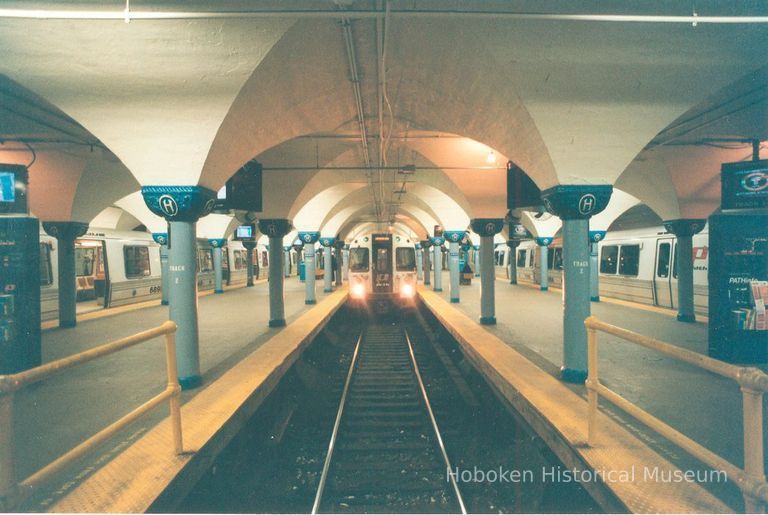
top-left (163, 324), bottom-right (183, 455)
top-left (0, 391), bottom-right (14, 506)
top-left (741, 386), bottom-right (765, 513)
top-left (585, 317), bottom-right (599, 446)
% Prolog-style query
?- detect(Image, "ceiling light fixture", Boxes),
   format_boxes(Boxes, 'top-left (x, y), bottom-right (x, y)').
top-left (486, 151), bottom-right (496, 164)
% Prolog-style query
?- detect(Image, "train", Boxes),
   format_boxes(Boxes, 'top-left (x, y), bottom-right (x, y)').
top-left (347, 232), bottom-right (418, 311)
top-left (39, 228), bottom-right (270, 322)
top-left (494, 226), bottom-right (709, 315)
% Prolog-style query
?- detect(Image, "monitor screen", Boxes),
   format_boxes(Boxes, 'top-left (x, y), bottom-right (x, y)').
top-left (0, 172), bottom-right (15, 202)
top-left (722, 160), bottom-right (768, 210)
top-left (235, 224), bottom-right (254, 240)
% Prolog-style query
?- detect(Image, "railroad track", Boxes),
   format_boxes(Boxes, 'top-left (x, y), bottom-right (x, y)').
top-left (312, 323), bottom-right (466, 514)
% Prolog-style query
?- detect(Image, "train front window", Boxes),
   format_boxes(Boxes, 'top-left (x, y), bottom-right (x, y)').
top-left (657, 242), bottom-right (671, 278)
top-left (198, 249), bottom-right (214, 273)
top-left (618, 245), bottom-right (640, 276)
top-left (517, 250), bottom-right (527, 267)
top-left (349, 248), bottom-right (369, 272)
top-left (600, 245), bottom-right (618, 274)
top-left (376, 249), bottom-right (390, 272)
top-left (552, 248), bottom-right (563, 270)
top-left (124, 246), bottom-right (151, 278)
top-left (396, 248), bottom-right (416, 271)
top-left (40, 243), bottom-right (53, 286)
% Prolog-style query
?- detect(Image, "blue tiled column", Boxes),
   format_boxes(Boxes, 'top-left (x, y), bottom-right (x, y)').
top-left (298, 231), bottom-right (320, 304)
top-left (259, 219), bottom-right (293, 327)
top-left (471, 219), bottom-right (505, 325)
top-left (663, 219), bottom-right (706, 322)
top-left (42, 222), bottom-right (89, 328)
top-left (444, 231), bottom-right (465, 303)
top-left (541, 185), bottom-right (612, 384)
top-left (209, 239), bottom-right (226, 294)
top-left (141, 185), bottom-right (216, 390)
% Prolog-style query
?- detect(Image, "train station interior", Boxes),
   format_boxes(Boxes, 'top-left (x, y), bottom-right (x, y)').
top-left (0, 1), bottom-right (767, 513)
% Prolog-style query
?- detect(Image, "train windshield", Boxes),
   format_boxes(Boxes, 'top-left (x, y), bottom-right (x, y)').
top-left (349, 248), bottom-right (370, 272)
top-left (395, 248), bottom-right (416, 271)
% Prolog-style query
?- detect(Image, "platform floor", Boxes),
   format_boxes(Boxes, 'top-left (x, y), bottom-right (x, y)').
top-left (428, 271), bottom-right (767, 507)
top-left (13, 275), bottom-right (330, 506)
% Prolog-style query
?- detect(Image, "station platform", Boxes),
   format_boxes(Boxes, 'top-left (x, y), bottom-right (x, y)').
top-left (13, 275), bottom-right (334, 510)
top-left (424, 271), bottom-right (767, 511)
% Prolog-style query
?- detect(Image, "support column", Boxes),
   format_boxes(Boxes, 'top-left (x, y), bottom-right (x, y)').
top-left (663, 219), bottom-right (706, 322)
top-left (541, 184), bottom-right (612, 384)
top-left (243, 241), bottom-right (256, 287)
top-left (472, 219), bottom-right (505, 325)
top-left (430, 236), bottom-right (444, 292)
top-left (42, 221), bottom-right (89, 328)
top-left (283, 246), bottom-right (291, 278)
top-left (153, 233), bottom-right (170, 305)
top-left (536, 237), bottom-right (553, 291)
top-left (420, 240), bottom-right (432, 286)
top-left (209, 239), bottom-right (226, 294)
top-left (415, 244), bottom-right (423, 281)
top-left (588, 231), bottom-right (606, 301)
top-left (259, 220), bottom-right (293, 327)
top-left (473, 245), bottom-right (481, 277)
top-left (506, 240), bottom-right (520, 284)
top-left (319, 237), bottom-right (335, 293)
top-left (142, 185), bottom-right (216, 390)
top-left (445, 231), bottom-right (465, 303)
top-left (298, 231), bottom-right (320, 304)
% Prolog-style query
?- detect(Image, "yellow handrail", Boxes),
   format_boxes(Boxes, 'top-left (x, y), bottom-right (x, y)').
top-left (0, 320), bottom-right (183, 510)
top-left (585, 315), bottom-right (768, 513)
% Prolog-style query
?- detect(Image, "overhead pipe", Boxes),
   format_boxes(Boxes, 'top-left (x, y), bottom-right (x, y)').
top-left (1, 8), bottom-right (767, 24)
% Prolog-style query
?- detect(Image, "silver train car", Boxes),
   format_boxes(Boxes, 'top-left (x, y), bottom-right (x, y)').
top-left (348, 233), bottom-right (418, 310)
top-left (40, 228), bottom-right (269, 322)
top-left (494, 226), bottom-right (709, 315)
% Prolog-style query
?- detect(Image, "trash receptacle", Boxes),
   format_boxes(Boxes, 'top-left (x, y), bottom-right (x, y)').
top-left (299, 261), bottom-right (306, 281)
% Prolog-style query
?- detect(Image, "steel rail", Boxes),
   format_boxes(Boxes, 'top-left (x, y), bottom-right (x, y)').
top-left (404, 329), bottom-right (467, 515)
top-left (311, 330), bottom-right (363, 515)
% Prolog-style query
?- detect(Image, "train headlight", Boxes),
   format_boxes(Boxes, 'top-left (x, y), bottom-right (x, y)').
top-left (401, 283), bottom-right (414, 298)
top-left (351, 282), bottom-right (366, 299)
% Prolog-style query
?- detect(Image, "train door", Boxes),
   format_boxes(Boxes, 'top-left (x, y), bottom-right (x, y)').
top-left (653, 238), bottom-right (675, 309)
top-left (75, 240), bottom-right (107, 311)
top-left (372, 234), bottom-right (393, 293)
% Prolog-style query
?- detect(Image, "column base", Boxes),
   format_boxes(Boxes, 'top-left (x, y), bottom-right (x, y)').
top-left (305, 299), bottom-right (317, 305)
top-left (450, 298), bottom-right (460, 303)
top-left (677, 313), bottom-right (696, 323)
top-left (540, 286), bottom-right (548, 291)
top-left (480, 316), bottom-right (496, 325)
top-left (215, 289), bottom-right (224, 294)
top-left (424, 282), bottom-right (431, 286)
top-left (161, 300), bottom-right (169, 306)
top-left (560, 367), bottom-right (587, 384)
top-left (247, 284), bottom-right (254, 288)
top-left (433, 288), bottom-right (443, 292)
top-left (324, 288), bottom-right (333, 293)
top-left (178, 375), bottom-right (203, 390)
top-left (269, 319), bottom-right (286, 327)
top-left (59, 320), bottom-right (76, 329)
top-left (474, 273), bottom-right (480, 277)
top-left (591, 296), bottom-right (600, 302)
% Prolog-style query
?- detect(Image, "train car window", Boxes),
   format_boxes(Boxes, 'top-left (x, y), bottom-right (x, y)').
top-left (262, 250), bottom-right (269, 267)
top-left (40, 243), bottom-right (53, 286)
top-left (495, 250), bottom-right (503, 266)
top-left (672, 245), bottom-right (678, 279)
top-left (198, 248), bottom-right (214, 273)
top-left (124, 246), bottom-right (151, 278)
top-left (618, 245), bottom-right (640, 276)
top-left (75, 247), bottom-right (97, 276)
top-left (600, 245), bottom-right (618, 274)
top-left (396, 248), bottom-right (416, 271)
top-left (552, 248), bottom-right (564, 270)
top-left (529, 251), bottom-right (535, 268)
top-left (657, 242), bottom-right (671, 278)
top-left (517, 249), bottom-right (527, 267)
top-left (234, 250), bottom-right (246, 270)
top-left (349, 248), bottom-right (370, 272)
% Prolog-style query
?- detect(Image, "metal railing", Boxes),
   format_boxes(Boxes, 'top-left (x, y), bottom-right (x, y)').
top-left (584, 315), bottom-right (768, 513)
top-left (0, 320), bottom-right (183, 509)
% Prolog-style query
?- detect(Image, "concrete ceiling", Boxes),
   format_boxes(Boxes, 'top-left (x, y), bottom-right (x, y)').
top-left (0, 1), bottom-right (765, 239)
